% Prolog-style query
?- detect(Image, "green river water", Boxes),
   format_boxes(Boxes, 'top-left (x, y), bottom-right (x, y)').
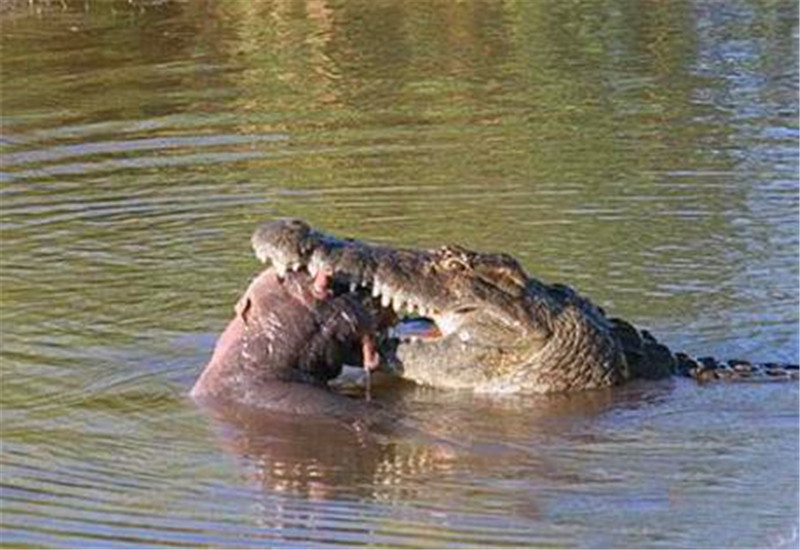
top-left (1, 1), bottom-right (798, 547)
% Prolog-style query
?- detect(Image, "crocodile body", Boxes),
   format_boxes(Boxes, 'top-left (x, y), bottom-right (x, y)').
top-left (202, 219), bottom-right (797, 395)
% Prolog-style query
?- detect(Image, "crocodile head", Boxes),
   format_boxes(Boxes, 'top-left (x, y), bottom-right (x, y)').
top-left (252, 219), bottom-right (627, 393)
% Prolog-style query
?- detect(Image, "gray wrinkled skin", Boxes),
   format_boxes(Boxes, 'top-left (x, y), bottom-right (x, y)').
top-left (191, 268), bottom-right (379, 410)
top-left (250, 219), bottom-right (798, 393)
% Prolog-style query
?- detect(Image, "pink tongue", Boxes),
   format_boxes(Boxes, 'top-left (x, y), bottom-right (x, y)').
top-left (362, 335), bottom-right (379, 403)
top-left (312, 270), bottom-right (332, 299)
top-left (362, 335), bottom-right (379, 371)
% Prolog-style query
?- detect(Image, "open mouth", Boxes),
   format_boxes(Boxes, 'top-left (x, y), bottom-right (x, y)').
top-left (250, 217), bottom-right (477, 355)
top-left (273, 259), bottom-right (444, 346)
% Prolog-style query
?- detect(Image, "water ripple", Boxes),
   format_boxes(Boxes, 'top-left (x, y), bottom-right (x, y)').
top-left (1, 134), bottom-right (289, 166)
top-left (1, 0), bottom-right (797, 547)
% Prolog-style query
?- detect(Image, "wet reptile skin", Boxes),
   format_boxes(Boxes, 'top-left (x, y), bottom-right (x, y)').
top-left (245, 219), bottom-right (798, 393)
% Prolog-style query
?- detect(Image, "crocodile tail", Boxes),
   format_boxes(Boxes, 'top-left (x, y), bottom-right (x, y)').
top-left (609, 317), bottom-right (799, 383)
top-left (673, 354), bottom-right (799, 383)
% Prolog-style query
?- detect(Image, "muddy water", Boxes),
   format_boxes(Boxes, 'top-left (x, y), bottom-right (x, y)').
top-left (1, 1), bottom-right (798, 547)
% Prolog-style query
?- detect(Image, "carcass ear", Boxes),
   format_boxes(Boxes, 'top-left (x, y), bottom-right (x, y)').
top-left (235, 296), bottom-right (252, 324)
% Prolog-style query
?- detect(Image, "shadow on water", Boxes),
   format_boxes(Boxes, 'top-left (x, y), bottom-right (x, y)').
top-left (193, 380), bottom-right (676, 499)
top-left (189, 379), bottom-right (683, 547)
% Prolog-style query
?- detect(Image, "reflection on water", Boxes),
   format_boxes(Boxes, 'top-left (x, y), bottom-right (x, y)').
top-left (1, 0), bottom-right (798, 547)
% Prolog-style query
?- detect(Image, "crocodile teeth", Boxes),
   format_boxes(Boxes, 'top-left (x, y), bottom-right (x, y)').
top-left (392, 295), bottom-right (405, 313)
top-left (275, 263), bottom-right (287, 277)
top-left (381, 292), bottom-right (392, 308)
top-left (349, 281), bottom-right (357, 292)
top-left (371, 281), bottom-right (382, 298)
top-left (308, 253), bottom-right (327, 278)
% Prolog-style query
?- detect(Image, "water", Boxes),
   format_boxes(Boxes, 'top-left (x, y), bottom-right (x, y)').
top-left (1, 1), bottom-right (798, 547)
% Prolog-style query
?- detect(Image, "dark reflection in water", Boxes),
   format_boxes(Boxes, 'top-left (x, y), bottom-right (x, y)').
top-left (194, 383), bottom-right (683, 547)
top-left (1, 0), bottom-right (797, 547)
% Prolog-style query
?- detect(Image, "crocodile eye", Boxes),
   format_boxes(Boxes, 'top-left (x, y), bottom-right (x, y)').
top-left (442, 256), bottom-right (469, 271)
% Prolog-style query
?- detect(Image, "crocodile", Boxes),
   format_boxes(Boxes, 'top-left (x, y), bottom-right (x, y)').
top-left (246, 218), bottom-right (798, 394)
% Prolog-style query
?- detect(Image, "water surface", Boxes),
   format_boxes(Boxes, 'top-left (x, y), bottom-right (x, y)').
top-left (1, 1), bottom-right (798, 547)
